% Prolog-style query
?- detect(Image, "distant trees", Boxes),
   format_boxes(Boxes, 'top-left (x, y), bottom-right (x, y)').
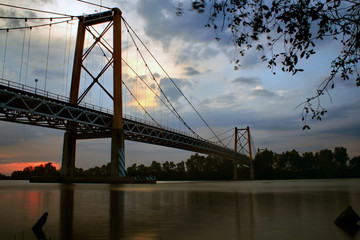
top-left (74, 163), bottom-right (111, 177)
top-left (11, 162), bottom-right (60, 180)
top-left (349, 156), bottom-right (360, 171)
top-left (254, 146), bottom-right (360, 179)
top-left (2, 146), bottom-right (358, 181)
top-left (0, 173), bottom-right (10, 180)
top-left (126, 154), bottom-right (237, 180)
top-left (334, 146), bottom-right (349, 170)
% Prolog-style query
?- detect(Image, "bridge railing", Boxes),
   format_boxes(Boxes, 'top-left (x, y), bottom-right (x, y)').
top-left (0, 78), bottom-right (219, 142)
top-left (123, 113), bottom-right (206, 141)
top-left (0, 78), bottom-right (113, 114)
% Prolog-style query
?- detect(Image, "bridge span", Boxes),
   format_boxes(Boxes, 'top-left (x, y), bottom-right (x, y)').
top-left (0, 8), bottom-right (252, 181)
top-left (0, 79), bottom-right (248, 165)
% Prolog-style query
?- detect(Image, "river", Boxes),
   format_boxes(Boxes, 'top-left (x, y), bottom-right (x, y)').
top-left (0, 179), bottom-right (359, 240)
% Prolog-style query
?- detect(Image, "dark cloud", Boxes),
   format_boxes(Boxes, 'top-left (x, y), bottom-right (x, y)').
top-left (0, 9), bottom-right (37, 28)
top-left (176, 45), bottom-right (219, 64)
top-left (0, 122), bottom-right (61, 148)
top-left (184, 66), bottom-right (200, 76)
top-left (319, 122), bottom-right (360, 140)
top-left (136, 0), bottom-right (216, 47)
top-left (159, 77), bottom-right (191, 102)
top-left (326, 99), bottom-right (360, 120)
top-left (330, 74), bottom-right (360, 89)
top-left (199, 93), bottom-right (238, 110)
top-left (232, 76), bottom-right (261, 85)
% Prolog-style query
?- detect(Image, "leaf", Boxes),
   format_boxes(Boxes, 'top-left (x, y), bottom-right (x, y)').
top-left (302, 125), bottom-right (310, 130)
top-left (294, 55), bottom-right (298, 65)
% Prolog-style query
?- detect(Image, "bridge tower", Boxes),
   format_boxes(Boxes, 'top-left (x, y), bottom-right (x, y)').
top-left (62, 8), bottom-right (125, 177)
top-left (234, 126), bottom-right (254, 180)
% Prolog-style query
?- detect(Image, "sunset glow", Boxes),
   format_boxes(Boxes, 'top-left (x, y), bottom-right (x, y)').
top-left (0, 162), bottom-right (61, 176)
top-left (0, 0), bottom-right (359, 174)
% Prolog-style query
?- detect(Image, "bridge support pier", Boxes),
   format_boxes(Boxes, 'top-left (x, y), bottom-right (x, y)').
top-left (60, 8), bottom-right (125, 178)
top-left (110, 8), bottom-right (125, 177)
top-left (233, 161), bottom-right (238, 180)
top-left (247, 126), bottom-right (254, 180)
top-left (61, 131), bottom-right (76, 176)
top-left (111, 129), bottom-right (125, 177)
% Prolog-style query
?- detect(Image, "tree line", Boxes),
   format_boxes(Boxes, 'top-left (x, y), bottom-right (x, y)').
top-left (1, 146), bottom-right (359, 180)
top-left (126, 154), bottom-right (249, 180)
top-left (254, 147), bottom-right (360, 179)
top-left (2, 162), bottom-right (60, 180)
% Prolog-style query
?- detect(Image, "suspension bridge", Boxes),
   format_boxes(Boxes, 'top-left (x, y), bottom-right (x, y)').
top-left (0, 4), bottom-right (254, 181)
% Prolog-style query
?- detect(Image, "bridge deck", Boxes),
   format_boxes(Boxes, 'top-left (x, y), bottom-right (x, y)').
top-left (0, 83), bottom-right (248, 163)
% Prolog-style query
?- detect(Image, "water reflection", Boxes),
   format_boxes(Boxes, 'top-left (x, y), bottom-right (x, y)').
top-left (58, 184), bottom-right (125, 240)
top-left (59, 184), bottom-right (73, 240)
top-left (109, 189), bottom-right (124, 240)
top-left (0, 180), bottom-right (359, 240)
top-left (235, 193), bottom-right (255, 239)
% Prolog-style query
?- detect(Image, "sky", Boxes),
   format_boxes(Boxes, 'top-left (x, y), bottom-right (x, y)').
top-left (0, 0), bottom-right (359, 175)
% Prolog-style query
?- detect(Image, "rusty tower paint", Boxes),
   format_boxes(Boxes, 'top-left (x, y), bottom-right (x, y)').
top-left (234, 126), bottom-right (254, 180)
top-left (61, 8), bottom-right (125, 177)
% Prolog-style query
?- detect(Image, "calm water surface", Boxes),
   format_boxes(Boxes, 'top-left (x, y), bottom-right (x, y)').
top-left (0, 179), bottom-right (359, 240)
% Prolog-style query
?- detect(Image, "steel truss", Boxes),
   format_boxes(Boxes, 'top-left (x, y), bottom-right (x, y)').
top-left (0, 85), bottom-right (248, 163)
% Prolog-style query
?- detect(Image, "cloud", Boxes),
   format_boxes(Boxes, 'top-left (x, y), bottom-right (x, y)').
top-left (184, 66), bottom-right (200, 76)
top-left (199, 92), bottom-right (239, 109)
top-left (232, 76), bottom-right (261, 85)
top-left (176, 44), bottom-right (220, 64)
top-left (0, 9), bottom-right (38, 28)
top-left (136, 0), bottom-right (220, 53)
top-left (251, 86), bottom-right (278, 98)
top-left (31, 0), bottom-right (55, 3)
top-left (0, 123), bottom-right (58, 148)
top-left (159, 77), bottom-right (192, 102)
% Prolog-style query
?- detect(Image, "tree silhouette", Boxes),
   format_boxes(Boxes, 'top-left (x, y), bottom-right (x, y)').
top-left (315, 149), bottom-right (335, 170)
top-left (333, 146), bottom-right (349, 170)
top-left (10, 162), bottom-right (60, 179)
top-left (181, 0), bottom-right (360, 127)
top-left (349, 156), bottom-right (360, 171)
top-left (254, 149), bottom-right (274, 178)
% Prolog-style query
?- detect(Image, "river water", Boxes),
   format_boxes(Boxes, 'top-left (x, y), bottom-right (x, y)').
top-left (0, 179), bottom-right (359, 240)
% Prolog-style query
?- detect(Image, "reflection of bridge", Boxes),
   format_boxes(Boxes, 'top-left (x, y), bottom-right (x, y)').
top-left (0, 7), bottom-right (252, 180)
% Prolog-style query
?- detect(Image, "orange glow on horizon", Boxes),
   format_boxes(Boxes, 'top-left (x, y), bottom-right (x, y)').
top-left (0, 162), bottom-right (61, 176)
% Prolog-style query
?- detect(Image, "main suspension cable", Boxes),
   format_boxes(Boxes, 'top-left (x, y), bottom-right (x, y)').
top-left (0, 3), bottom-right (74, 17)
top-left (91, 22), bottom-right (204, 139)
top-left (122, 19), bottom-right (204, 139)
top-left (0, 16), bottom-right (72, 20)
top-left (206, 128), bottom-right (234, 140)
top-left (122, 17), bottom-right (227, 147)
top-left (77, 0), bottom-right (111, 10)
top-left (0, 18), bottom-right (76, 31)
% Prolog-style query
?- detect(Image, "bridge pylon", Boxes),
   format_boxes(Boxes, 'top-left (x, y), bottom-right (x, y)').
top-left (234, 126), bottom-right (254, 180)
top-left (62, 8), bottom-right (125, 177)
